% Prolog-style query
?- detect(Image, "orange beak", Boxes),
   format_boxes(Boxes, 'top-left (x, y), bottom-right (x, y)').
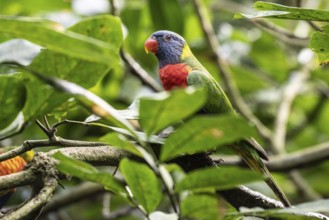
top-left (144, 36), bottom-right (158, 54)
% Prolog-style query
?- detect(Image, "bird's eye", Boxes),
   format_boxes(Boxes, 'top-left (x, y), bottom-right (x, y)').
top-left (164, 35), bottom-right (172, 41)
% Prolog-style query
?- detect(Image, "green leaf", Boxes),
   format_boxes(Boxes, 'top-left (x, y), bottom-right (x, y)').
top-left (175, 167), bottom-right (262, 192)
top-left (149, 211), bottom-right (178, 220)
top-left (181, 194), bottom-right (220, 220)
top-left (0, 0), bottom-right (70, 15)
top-left (310, 26), bottom-right (329, 65)
top-left (23, 15), bottom-right (123, 121)
top-left (235, 1), bottom-right (329, 21)
top-left (107, 126), bottom-right (165, 145)
top-left (160, 114), bottom-right (256, 161)
top-left (0, 74), bottom-right (26, 130)
top-left (100, 133), bottom-right (143, 157)
top-left (148, 0), bottom-right (184, 33)
top-left (30, 15), bottom-right (122, 87)
top-left (0, 74), bottom-right (26, 138)
top-left (119, 158), bottom-right (162, 213)
top-left (22, 74), bottom-right (70, 122)
top-left (284, 199), bottom-right (329, 214)
top-left (139, 88), bottom-right (206, 137)
top-left (0, 15), bottom-right (121, 64)
top-left (29, 74), bottom-right (138, 140)
top-left (227, 199), bottom-right (329, 219)
top-left (53, 152), bottom-right (127, 198)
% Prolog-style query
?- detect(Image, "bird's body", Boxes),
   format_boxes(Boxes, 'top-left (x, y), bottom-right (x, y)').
top-left (145, 30), bottom-right (291, 207)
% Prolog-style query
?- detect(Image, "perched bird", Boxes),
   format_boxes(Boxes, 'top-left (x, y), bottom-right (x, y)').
top-left (0, 148), bottom-right (34, 209)
top-left (144, 30), bottom-right (291, 207)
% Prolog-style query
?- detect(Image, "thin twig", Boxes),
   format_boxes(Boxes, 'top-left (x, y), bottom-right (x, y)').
top-left (109, 0), bottom-right (119, 16)
top-left (43, 116), bottom-right (51, 130)
top-left (42, 182), bottom-right (105, 214)
top-left (252, 19), bottom-right (309, 47)
top-left (16, 177), bottom-right (58, 220)
top-left (108, 0), bottom-right (162, 93)
top-left (192, 0), bottom-right (272, 141)
top-left (288, 170), bottom-right (322, 200)
top-left (272, 67), bottom-right (309, 154)
top-left (0, 146), bottom-right (129, 192)
top-left (0, 138), bottom-right (108, 162)
top-left (102, 192), bottom-right (111, 219)
top-left (107, 206), bottom-right (135, 220)
top-left (120, 49), bottom-right (162, 92)
top-left (307, 21), bottom-right (323, 32)
top-left (35, 120), bottom-right (50, 138)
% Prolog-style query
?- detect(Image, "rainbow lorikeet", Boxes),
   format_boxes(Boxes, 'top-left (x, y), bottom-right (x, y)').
top-left (0, 148), bottom-right (34, 209)
top-left (144, 30), bottom-right (291, 207)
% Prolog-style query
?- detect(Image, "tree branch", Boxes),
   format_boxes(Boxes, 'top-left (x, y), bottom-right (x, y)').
top-left (216, 140), bottom-right (329, 172)
top-left (172, 153), bottom-right (286, 209)
top-left (0, 138), bottom-right (108, 162)
top-left (120, 49), bottom-right (162, 92)
top-left (109, 0), bottom-right (162, 93)
top-left (0, 141), bottom-right (326, 219)
top-left (2, 177), bottom-right (58, 220)
top-left (1, 152), bottom-right (59, 220)
top-left (251, 19), bottom-right (309, 47)
top-left (272, 67), bottom-right (310, 154)
top-left (0, 146), bottom-right (129, 193)
top-left (219, 185), bottom-right (284, 209)
top-left (289, 170), bottom-right (321, 201)
top-left (0, 145), bottom-right (288, 213)
top-left (41, 182), bottom-right (105, 214)
top-left (0, 170), bottom-right (35, 192)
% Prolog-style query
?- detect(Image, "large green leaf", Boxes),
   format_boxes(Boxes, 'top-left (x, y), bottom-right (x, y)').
top-left (160, 114), bottom-right (256, 161)
top-left (139, 88), bottom-right (206, 137)
top-left (181, 194), bottom-right (220, 220)
top-left (0, 16), bottom-right (121, 64)
top-left (148, 0), bottom-right (184, 33)
top-left (28, 74), bottom-right (138, 139)
top-left (310, 26), bottom-right (329, 65)
top-left (284, 199), bottom-right (329, 214)
top-left (175, 167), bottom-right (262, 192)
top-left (23, 15), bottom-right (123, 120)
top-left (235, 1), bottom-right (329, 21)
top-left (0, 74), bottom-right (26, 138)
top-left (119, 158), bottom-right (162, 213)
top-left (0, 0), bottom-right (70, 15)
top-left (227, 199), bottom-right (329, 219)
top-left (53, 152), bottom-right (127, 198)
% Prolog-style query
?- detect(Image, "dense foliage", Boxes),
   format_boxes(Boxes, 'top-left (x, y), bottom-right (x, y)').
top-left (1, 0), bottom-right (329, 219)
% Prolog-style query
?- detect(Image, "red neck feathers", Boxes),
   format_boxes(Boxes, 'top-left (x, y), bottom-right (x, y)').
top-left (159, 63), bottom-right (191, 91)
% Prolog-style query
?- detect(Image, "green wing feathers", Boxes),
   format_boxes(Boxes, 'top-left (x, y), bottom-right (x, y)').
top-left (187, 70), bottom-right (234, 114)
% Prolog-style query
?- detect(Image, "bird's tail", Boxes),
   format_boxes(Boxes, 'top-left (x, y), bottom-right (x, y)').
top-left (234, 145), bottom-right (291, 207)
top-left (263, 167), bottom-right (291, 207)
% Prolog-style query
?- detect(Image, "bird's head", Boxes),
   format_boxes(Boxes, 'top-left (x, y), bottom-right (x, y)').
top-left (144, 30), bottom-right (191, 68)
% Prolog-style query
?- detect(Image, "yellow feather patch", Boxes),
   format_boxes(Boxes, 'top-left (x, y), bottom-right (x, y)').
top-left (180, 44), bottom-right (193, 60)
